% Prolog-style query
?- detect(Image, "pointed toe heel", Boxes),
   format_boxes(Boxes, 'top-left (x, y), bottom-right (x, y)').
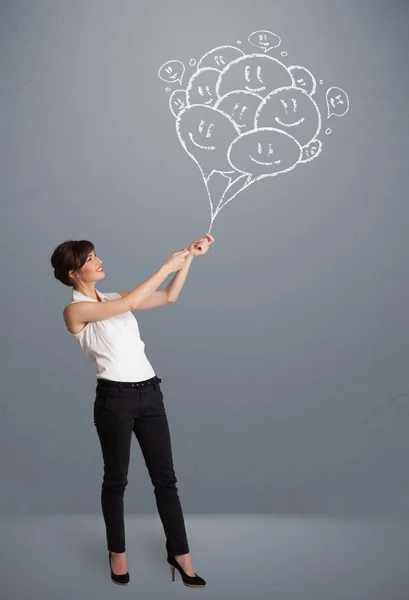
top-left (167, 554), bottom-right (206, 588)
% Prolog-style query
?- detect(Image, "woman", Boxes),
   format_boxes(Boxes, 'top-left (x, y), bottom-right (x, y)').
top-left (50, 233), bottom-right (214, 588)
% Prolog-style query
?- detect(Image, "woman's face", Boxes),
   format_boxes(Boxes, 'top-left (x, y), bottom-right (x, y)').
top-left (71, 249), bottom-right (105, 282)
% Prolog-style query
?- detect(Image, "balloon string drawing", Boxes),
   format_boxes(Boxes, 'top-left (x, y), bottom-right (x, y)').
top-left (158, 29), bottom-right (350, 235)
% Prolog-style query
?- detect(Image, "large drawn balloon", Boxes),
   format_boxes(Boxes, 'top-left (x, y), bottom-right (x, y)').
top-left (216, 54), bottom-right (294, 99)
top-left (227, 127), bottom-right (302, 181)
top-left (176, 104), bottom-right (241, 181)
top-left (197, 45), bottom-right (245, 70)
top-left (255, 86), bottom-right (321, 147)
top-left (186, 68), bottom-right (220, 107)
top-left (214, 90), bottom-right (263, 133)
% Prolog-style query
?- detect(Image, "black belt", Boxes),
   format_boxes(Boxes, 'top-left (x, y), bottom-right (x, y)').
top-left (96, 375), bottom-right (162, 390)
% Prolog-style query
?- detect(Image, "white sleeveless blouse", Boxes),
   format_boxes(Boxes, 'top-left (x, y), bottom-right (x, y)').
top-left (66, 288), bottom-right (156, 382)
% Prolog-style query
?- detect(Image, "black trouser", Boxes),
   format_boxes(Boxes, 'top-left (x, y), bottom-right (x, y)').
top-left (93, 375), bottom-right (189, 556)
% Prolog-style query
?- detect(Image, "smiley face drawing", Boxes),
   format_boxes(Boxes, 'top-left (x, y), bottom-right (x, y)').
top-left (326, 87), bottom-right (349, 118)
top-left (197, 45), bottom-right (244, 71)
top-left (157, 60), bottom-right (185, 85)
top-left (169, 89), bottom-right (187, 118)
top-left (214, 91), bottom-right (263, 133)
top-left (248, 30), bottom-right (281, 53)
top-left (227, 127), bottom-right (302, 179)
top-left (216, 54), bottom-right (294, 99)
top-left (299, 139), bottom-right (322, 163)
top-left (255, 86), bottom-right (321, 147)
top-left (288, 66), bottom-right (317, 96)
top-left (186, 68), bottom-right (220, 107)
top-left (176, 104), bottom-right (241, 180)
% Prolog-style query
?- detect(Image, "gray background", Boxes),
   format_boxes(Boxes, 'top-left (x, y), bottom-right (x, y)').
top-left (1, 0), bottom-right (409, 521)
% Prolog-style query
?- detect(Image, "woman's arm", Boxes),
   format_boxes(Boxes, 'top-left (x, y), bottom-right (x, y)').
top-left (117, 234), bottom-right (213, 309)
top-left (117, 290), bottom-right (170, 310)
top-left (165, 253), bottom-right (194, 302)
top-left (117, 255), bottom-right (194, 308)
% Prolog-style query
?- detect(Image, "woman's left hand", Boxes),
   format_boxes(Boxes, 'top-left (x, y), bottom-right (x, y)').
top-left (188, 233), bottom-right (215, 257)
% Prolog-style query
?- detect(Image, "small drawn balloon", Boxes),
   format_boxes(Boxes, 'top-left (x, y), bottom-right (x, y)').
top-left (288, 65), bottom-right (317, 96)
top-left (281, 51), bottom-right (288, 57)
top-left (158, 60), bottom-right (186, 85)
top-left (227, 127), bottom-right (302, 181)
top-left (299, 139), bottom-right (322, 163)
top-left (248, 30), bottom-right (281, 53)
top-left (325, 128), bottom-right (332, 135)
top-left (169, 89), bottom-right (188, 118)
top-left (326, 87), bottom-right (349, 118)
top-left (189, 59), bottom-right (196, 66)
top-left (197, 45), bottom-right (244, 71)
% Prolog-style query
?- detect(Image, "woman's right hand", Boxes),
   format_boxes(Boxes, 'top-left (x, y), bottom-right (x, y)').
top-left (164, 249), bottom-right (191, 273)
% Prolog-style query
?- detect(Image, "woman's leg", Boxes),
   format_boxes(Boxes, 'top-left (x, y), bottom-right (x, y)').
top-left (132, 382), bottom-right (190, 557)
top-left (94, 388), bottom-right (134, 554)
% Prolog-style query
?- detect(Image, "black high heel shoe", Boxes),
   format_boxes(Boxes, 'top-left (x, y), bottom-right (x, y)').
top-left (167, 554), bottom-right (206, 588)
top-left (108, 551), bottom-right (130, 586)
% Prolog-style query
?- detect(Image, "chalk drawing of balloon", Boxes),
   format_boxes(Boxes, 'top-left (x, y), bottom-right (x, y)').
top-left (255, 86), bottom-right (321, 147)
top-left (214, 90), bottom-right (263, 133)
top-left (158, 60), bottom-right (185, 85)
top-left (176, 104), bottom-right (241, 182)
top-left (169, 89), bottom-right (187, 117)
top-left (248, 30), bottom-right (281, 53)
top-left (159, 33), bottom-right (350, 235)
top-left (186, 67), bottom-right (220, 107)
top-left (299, 139), bottom-right (322, 163)
top-left (288, 65), bottom-right (317, 96)
top-left (228, 127), bottom-right (302, 180)
top-left (208, 127), bottom-right (302, 218)
top-left (176, 104), bottom-right (243, 223)
top-left (216, 54), bottom-right (294, 100)
top-left (326, 87), bottom-right (349, 118)
top-left (197, 45), bottom-right (245, 70)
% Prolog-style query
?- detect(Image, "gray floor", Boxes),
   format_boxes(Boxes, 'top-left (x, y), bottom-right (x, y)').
top-left (1, 514), bottom-right (408, 599)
